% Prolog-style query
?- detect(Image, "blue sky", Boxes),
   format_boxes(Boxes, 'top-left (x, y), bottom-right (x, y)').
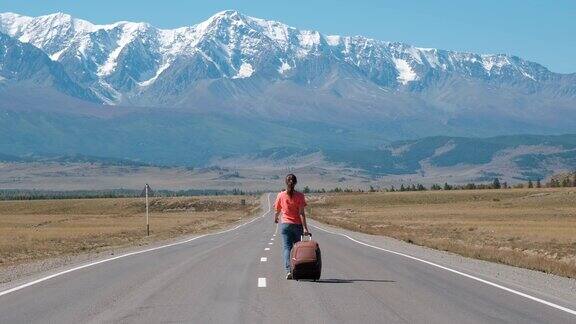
top-left (1, 0), bottom-right (574, 73)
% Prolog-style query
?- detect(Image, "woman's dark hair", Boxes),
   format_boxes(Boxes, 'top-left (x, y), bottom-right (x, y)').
top-left (286, 173), bottom-right (297, 184)
top-left (285, 173), bottom-right (297, 197)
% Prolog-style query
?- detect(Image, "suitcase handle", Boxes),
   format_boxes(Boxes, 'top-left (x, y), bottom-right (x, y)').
top-left (301, 233), bottom-right (312, 241)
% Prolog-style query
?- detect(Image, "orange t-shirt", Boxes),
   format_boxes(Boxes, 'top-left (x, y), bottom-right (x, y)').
top-left (274, 191), bottom-right (307, 224)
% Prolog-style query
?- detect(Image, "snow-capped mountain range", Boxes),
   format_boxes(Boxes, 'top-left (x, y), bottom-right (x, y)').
top-left (1, 10), bottom-right (573, 107)
top-left (1, 9), bottom-right (576, 169)
top-left (1, 9), bottom-right (576, 177)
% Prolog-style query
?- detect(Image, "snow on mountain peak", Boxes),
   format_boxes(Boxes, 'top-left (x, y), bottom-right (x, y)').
top-left (212, 10), bottom-right (244, 19)
top-left (298, 30), bottom-right (321, 48)
top-left (278, 60), bottom-right (292, 74)
top-left (481, 54), bottom-right (510, 73)
top-left (233, 62), bottom-right (254, 79)
top-left (325, 35), bottom-right (341, 46)
top-left (97, 22), bottom-right (151, 77)
top-left (42, 12), bottom-right (74, 24)
top-left (393, 58), bottom-right (417, 84)
top-left (194, 10), bottom-right (248, 35)
top-left (0, 12), bottom-right (33, 35)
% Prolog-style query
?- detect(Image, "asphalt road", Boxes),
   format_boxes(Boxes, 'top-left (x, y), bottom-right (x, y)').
top-left (0, 193), bottom-right (575, 323)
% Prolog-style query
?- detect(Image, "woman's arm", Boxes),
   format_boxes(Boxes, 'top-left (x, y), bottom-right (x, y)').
top-left (274, 193), bottom-right (281, 223)
top-left (299, 206), bottom-right (309, 235)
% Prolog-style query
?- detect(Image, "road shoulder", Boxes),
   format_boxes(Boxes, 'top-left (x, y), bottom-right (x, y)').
top-left (0, 193), bottom-right (272, 294)
top-left (309, 219), bottom-right (576, 309)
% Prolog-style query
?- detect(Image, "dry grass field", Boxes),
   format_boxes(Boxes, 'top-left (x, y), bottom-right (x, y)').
top-left (308, 188), bottom-right (576, 278)
top-left (0, 196), bottom-right (259, 268)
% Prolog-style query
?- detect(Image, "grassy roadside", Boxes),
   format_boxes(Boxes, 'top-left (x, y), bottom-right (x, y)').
top-left (0, 195), bottom-right (260, 269)
top-left (307, 188), bottom-right (576, 278)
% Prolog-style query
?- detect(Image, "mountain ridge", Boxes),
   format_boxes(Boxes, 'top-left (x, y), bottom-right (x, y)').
top-left (0, 10), bottom-right (576, 173)
top-left (1, 10), bottom-right (573, 106)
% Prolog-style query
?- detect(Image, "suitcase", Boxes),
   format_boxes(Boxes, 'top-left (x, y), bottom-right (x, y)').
top-left (290, 234), bottom-right (322, 280)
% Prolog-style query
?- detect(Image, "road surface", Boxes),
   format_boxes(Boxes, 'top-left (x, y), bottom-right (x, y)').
top-left (0, 193), bottom-right (575, 323)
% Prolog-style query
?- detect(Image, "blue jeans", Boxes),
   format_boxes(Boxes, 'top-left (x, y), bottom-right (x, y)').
top-left (280, 223), bottom-right (303, 272)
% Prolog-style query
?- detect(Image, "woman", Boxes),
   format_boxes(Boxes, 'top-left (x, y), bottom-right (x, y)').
top-left (274, 173), bottom-right (310, 279)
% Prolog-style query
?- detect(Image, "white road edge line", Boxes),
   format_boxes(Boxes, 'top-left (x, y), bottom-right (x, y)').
top-left (260, 257), bottom-right (267, 262)
top-left (311, 224), bottom-right (576, 317)
top-left (0, 193), bottom-right (274, 298)
top-left (258, 277), bottom-right (267, 288)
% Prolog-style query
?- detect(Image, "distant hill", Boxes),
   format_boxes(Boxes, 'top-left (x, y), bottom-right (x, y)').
top-left (1, 129), bottom-right (575, 182)
top-left (206, 134), bottom-right (576, 182)
top-left (0, 153), bottom-right (151, 167)
top-left (321, 134), bottom-right (576, 181)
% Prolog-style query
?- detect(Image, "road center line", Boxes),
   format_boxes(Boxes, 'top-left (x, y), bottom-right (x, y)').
top-left (0, 193), bottom-right (274, 298)
top-left (311, 224), bottom-right (576, 317)
top-left (258, 278), bottom-right (267, 288)
top-left (260, 257), bottom-right (267, 262)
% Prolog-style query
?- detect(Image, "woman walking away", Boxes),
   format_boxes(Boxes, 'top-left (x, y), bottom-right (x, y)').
top-left (274, 173), bottom-right (310, 280)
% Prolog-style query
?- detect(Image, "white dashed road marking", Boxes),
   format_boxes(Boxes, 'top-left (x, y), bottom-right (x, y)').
top-left (258, 278), bottom-right (267, 288)
top-left (260, 257), bottom-right (267, 262)
top-left (265, 248), bottom-right (270, 251)
top-left (268, 242), bottom-right (273, 245)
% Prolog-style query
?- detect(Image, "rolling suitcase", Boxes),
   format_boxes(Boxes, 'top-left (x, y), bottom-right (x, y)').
top-left (290, 234), bottom-right (322, 280)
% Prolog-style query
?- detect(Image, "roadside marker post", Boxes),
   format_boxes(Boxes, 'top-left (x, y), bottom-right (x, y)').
top-left (146, 184), bottom-right (149, 236)
top-left (141, 184), bottom-right (154, 236)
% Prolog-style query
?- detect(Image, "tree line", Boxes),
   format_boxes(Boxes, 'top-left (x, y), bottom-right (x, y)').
top-left (0, 188), bottom-right (252, 201)
top-left (300, 171), bottom-right (576, 193)
top-left (2, 172), bottom-right (574, 200)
